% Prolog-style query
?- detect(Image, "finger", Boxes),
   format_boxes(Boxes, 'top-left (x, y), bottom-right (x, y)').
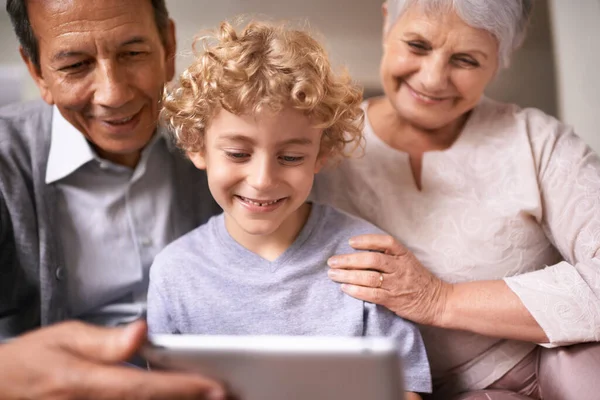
top-left (75, 363), bottom-right (226, 400)
top-left (347, 234), bottom-right (409, 256)
top-left (339, 284), bottom-right (388, 307)
top-left (327, 251), bottom-right (395, 273)
top-left (57, 320), bottom-right (148, 363)
top-left (328, 269), bottom-right (387, 290)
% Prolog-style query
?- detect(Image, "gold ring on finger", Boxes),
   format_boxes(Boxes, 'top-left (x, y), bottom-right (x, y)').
top-left (377, 272), bottom-right (384, 288)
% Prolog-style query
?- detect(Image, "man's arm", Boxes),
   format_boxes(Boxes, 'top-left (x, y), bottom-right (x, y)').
top-left (0, 320), bottom-right (226, 400)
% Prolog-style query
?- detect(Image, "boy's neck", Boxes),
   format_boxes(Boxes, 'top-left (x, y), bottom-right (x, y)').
top-left (224, 202), bottom-right (313, 262)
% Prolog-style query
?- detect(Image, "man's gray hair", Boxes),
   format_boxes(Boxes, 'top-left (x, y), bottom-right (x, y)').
top-left (385, 0), bottom-right (533, 68)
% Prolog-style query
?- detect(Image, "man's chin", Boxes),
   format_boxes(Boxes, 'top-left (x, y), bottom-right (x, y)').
top-left (92, 139), bottom-right (153, 167)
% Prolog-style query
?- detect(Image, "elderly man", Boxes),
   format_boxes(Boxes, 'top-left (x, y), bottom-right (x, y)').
top-left (0, 0), bottom-right (224, 398)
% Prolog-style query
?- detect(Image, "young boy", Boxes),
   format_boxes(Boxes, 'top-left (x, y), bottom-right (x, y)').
top-left (147, 21), bottom-right (431, 397)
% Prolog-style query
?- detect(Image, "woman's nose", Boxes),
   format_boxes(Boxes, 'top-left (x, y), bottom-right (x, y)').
top-left (418, 56), bottom-right (450, 93)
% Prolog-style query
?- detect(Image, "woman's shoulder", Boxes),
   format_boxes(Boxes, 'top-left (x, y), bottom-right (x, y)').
top-left (475, 97), bottom-right (572, 142)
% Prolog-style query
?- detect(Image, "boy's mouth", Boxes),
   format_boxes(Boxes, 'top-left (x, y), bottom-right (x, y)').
top-left (235, 195), bottom-right (286, 207)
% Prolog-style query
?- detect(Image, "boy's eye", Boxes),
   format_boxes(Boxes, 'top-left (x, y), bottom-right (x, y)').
top-left (225, 152), bottom-right (250, 161)
top-left (279, 155), bottom-right (304, 164)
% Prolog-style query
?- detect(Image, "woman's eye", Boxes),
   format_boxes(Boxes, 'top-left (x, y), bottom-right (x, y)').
top-left (453, 57), bottom-right (479, 68)
top-left (407, 41), bottom-right (430, 52)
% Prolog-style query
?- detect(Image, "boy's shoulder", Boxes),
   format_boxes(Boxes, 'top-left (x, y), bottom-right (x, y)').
top-left (152, 212), bottom-right (223, 269)
top-left (312, 203), bottom-right (389, 255)
top-left (316, 202), bottom-right (387, 238)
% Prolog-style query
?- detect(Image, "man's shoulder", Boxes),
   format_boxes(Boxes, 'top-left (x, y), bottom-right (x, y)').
top-left (0, 100), bottom-right (51, 129)
top-left (0, 100), bottom-right (52, 159)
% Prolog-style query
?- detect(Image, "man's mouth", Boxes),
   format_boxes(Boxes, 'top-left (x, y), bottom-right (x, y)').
top-left (99, 109), bottom-right (142, 126)
top-left (104, 115), bottom-right (135, 125)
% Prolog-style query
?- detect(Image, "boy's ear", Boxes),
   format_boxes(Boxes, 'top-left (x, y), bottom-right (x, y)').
top-left (314, 155), bottom-right (328, 174)
top-left (187, 151), bottom-right (207, 170)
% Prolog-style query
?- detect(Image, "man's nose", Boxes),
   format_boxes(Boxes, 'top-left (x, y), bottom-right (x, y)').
top-left (92, 61), bottom-right (135, 109)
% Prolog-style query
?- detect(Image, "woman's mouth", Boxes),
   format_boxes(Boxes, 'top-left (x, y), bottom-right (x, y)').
top-left (404, 82), bottom-right (450, 105)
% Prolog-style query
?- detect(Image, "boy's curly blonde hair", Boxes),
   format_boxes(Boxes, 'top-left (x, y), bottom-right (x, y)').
top-left (161, 20), bottom-right (364, 160)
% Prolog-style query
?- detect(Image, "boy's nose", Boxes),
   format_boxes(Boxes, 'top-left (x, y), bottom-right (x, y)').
top-left (248, 159), bottom-right (278, 191)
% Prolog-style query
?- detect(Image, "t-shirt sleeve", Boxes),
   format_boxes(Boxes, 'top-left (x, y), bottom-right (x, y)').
top-left (147, 253), bottom-right (179, 334)
top-left (364, 302), bottom-right (432, 393)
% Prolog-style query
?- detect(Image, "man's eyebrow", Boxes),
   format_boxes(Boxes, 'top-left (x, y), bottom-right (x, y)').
top-left (50, 37), bottom-right (150, 63)
top-left (120, 37), bottom-right (150, 47)
top-left (51, 51), bottom-right (85, 63)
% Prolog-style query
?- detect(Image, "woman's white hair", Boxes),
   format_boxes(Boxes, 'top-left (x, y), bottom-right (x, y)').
top-left (385, 0), bottom-right (533, 68)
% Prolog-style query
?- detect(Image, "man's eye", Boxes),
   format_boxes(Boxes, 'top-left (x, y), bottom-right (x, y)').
top-left (124, 51), bottom-right (146, 58)
top-left (59, 60), bottom-right (91, 72)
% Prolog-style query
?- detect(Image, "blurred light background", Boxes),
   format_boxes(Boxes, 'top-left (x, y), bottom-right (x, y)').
top-left (1, 0), bottom-right (598, 151)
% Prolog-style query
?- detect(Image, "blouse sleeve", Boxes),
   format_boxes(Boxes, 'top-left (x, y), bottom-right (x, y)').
top-left (504, 113), bottom-right (600, 346)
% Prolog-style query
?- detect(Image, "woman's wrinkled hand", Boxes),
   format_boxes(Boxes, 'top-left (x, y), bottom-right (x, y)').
top-left (327, 234), bottom-right (452, 326)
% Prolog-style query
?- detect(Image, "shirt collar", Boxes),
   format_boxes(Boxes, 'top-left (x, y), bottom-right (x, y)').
top-left (46, 106), bottom-right (96, 184)
top-left (45, 107), bottom-right (167, 183)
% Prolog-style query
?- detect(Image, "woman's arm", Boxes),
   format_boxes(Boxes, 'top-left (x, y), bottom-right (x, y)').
top-left (440, 279), bottom-right (548, 343)
top-left (327, 235), bottom-right (549, 342)
top-left (328, 121), bottom-right (600, 345)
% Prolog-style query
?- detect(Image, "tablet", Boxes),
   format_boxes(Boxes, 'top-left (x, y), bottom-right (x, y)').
top-left (141, 334), bottom-right (405, 400)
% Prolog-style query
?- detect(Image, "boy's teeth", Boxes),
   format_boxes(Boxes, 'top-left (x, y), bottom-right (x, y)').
top-left (242, 197), bottom-right (279, 206)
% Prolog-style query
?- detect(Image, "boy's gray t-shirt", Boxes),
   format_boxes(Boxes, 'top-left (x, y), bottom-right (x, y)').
top-left (147, 203), bottom-right (432, 393)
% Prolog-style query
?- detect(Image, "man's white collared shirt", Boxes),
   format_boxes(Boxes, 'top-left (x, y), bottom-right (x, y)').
top-left (47, 107), bottom-right (176, 326)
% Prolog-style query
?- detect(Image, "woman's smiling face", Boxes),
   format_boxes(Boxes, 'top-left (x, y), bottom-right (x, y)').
top-left (380, 5), bottom-right (499, 130)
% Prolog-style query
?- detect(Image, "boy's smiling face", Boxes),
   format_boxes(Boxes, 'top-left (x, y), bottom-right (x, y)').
top-left (189, 107), bottom-right (325, 245)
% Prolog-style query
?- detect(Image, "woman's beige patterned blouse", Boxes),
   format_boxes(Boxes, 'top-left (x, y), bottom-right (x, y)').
top-left (312, 97), bottom-right (600, 396)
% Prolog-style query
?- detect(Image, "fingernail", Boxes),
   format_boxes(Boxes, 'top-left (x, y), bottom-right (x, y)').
top-left (328, 269), bottom-right (339, 278)
top-left (327, 258), bottom-right (338, 267)
top-left (207, 388), bottom-right (226, 400)
top-left (348, 238), bottom-right (357, 246)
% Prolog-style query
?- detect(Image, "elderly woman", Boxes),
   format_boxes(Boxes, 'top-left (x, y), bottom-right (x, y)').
top-left (313, 0), bottom-right (600, 399)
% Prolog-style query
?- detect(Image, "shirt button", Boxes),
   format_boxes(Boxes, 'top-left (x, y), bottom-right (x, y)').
top-left (99, 161), bottom-right (110, 170)
top-left (55, 266), bottom-right (65, 281)
top-left (140, 237), bottom-right (153, 247)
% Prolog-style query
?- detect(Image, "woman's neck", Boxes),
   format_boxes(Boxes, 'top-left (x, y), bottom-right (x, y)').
top-left (368, 97), bottom-right (469, 155)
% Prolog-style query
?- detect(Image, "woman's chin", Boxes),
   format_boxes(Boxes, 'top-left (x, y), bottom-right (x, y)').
top-left (397, 109), bottom-right (455, 131)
